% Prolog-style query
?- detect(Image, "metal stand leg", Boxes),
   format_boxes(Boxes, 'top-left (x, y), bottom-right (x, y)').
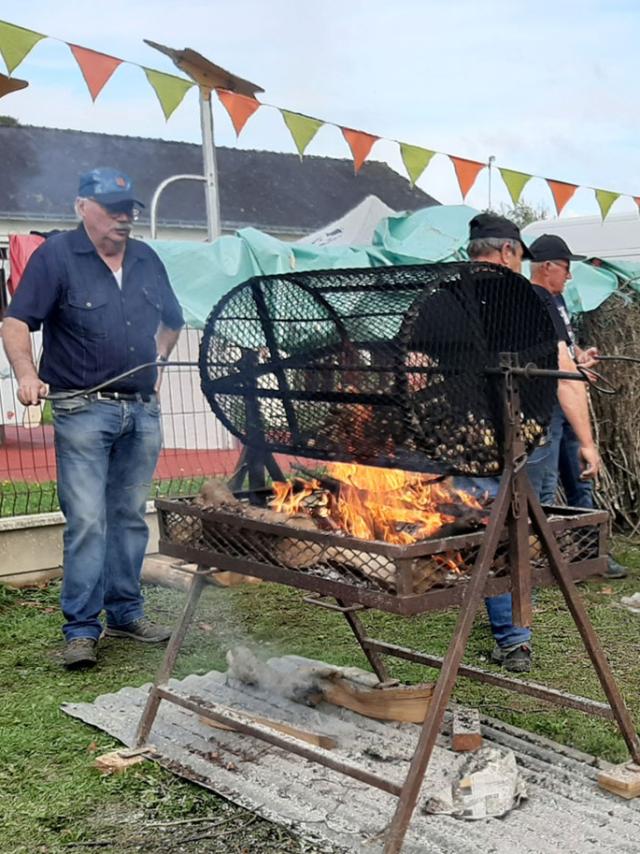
top-left (526, 484), bottom-right (640, 763)
top-left (338, 601), bottom-right (389, 683)
top-left (134, 570), bottom-right (208, 746)
top-left (382, 472), bottom-right (512, 854)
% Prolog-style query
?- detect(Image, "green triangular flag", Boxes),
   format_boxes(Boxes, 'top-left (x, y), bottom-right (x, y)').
top-left (399, 143), bottom-right (435, 185)
top-left (0, 21), bottom-right (45, 74)
top-left (499, 167), bottom-right (532, 205)
top-left (595, 188), bottom-right (620, 220)
top-left (281, 110), bottom-right (324, 157)
top-left (143, 67), bottom-right (194, 120)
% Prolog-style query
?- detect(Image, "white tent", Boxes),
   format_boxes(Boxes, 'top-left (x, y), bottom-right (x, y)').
top-left (523, 213), bottom-right (640, 262)
top-left (297, 195), bottom-right (396, 247)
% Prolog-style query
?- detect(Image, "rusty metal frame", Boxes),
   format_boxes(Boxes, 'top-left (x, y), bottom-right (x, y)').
top-left (134, 366), bottom-right (639, 854)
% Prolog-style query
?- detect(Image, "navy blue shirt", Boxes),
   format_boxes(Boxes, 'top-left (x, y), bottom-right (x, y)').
top-left (6, 225), bottom-right (184, 393)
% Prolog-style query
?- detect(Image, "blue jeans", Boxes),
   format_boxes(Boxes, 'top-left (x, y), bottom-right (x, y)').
top-left (540, 404), bottom-right (593, 508)
top-left (456, 438), bottom-right (551, 650)
top-left (53, 396), bottom-right (162, 641)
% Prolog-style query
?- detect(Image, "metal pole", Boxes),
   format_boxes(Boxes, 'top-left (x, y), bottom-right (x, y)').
top-left (199, 87), bottom-right (222, 241)
top-left (487, 154), bottom-right (495, 210)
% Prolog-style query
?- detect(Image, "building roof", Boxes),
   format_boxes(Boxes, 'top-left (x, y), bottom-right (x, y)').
top-left (0, 124), bottom-right (438, 234)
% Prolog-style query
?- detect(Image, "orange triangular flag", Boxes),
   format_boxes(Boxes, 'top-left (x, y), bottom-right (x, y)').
top-left (68, 44), bottom-right (122, 101)
top-left (217, 89), bottom-right (261, 136)
top-left (547, 179), bottom-right (577, 215)
top-left (341, 127), bottom-right (379, 173)
top-left (450, 156), bottom-right (484, 199)
top-left (634, 196), bottom-right (640, 212)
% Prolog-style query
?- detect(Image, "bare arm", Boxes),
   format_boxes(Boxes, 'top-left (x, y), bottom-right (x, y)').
top-left (557, 341), bottom-right (600, 479)
top-left (154, 322), bottom-right (182, 392)
top-left (1, 317), bottom-right (49, 405)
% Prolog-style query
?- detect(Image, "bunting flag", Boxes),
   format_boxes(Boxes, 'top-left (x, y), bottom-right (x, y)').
top-left (217, 89), bottom-right (261, 136)
top-left (0, 21), bottom-right (44, 74)
top-left (143, 67), bottom-right (194, 120)
top-left (399, 143), bottom-right (435, 186)
top-left (69, 44), bottom-right (122, 101)
top-left (0, 70), bottom-right (28, 99)
top-left (595, 188), bottom-right (620, 221)
top-left (450, 156), bottom-right (484, 199)
top-left (281, 110), bottom-right (324, 157)
top-left (0, 17), bottom-right (638, 217)
top-left (499, 167), bottom-right (532, 205)
top-left (547, 179), bottom-right (577, 215)
top-left (341, 127), bottom-right (379, 173)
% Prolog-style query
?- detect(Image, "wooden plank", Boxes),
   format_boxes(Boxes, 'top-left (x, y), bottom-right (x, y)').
top-left (597, 762), bottom-right (640, 799)
top-left (94, 746), bottom-right (155, 774)
top-left (320, 676), bottom-right (434, 723)
top-left (451, 706), bottom-right (483, 752)
top-left (199, 712), bottom-right (337, 750)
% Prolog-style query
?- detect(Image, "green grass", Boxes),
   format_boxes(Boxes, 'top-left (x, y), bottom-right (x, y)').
top-left (0, 478), bottom-right (207, 518)
top-left (1, 543), bottom-right (640, 852)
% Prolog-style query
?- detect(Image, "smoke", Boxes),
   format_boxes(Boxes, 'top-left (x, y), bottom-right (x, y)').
top-left (225, 645), bottom-right (337, 706)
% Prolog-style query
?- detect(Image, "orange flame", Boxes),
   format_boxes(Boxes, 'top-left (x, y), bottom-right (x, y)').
top-left (271, 463), bottom-right (483, 545)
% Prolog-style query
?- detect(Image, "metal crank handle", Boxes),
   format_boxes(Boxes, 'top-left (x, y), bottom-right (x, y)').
top-left (44, 360), bottom-right (199, 400)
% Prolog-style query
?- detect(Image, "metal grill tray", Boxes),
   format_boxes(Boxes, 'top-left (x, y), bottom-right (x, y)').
top-left (156, 496), bottom-right (608, 616)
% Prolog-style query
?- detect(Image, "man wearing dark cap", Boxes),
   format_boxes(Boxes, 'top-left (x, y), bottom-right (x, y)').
top-left (464, 212), bottom-right (542, 672)
top-left (529, 234), bottom-right (625, 579)
top-left (467, 211), bottom-right (533, 274)
top-left (2, 167), bottom-right (185, 668)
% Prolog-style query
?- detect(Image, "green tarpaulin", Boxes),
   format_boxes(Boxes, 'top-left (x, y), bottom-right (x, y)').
top-left (149, 205), bottom-right (640, 329)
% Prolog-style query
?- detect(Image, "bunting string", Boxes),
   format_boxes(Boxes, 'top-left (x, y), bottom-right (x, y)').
top-left (0, 16), bottom-right (634, 220)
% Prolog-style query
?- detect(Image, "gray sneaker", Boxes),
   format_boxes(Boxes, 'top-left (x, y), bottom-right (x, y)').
top-left (491, 643), bottom-right (531, 673)
top-left (104, 617), bottom-right (171, 643)
top-left (63, 637), bottom-right (98, 669)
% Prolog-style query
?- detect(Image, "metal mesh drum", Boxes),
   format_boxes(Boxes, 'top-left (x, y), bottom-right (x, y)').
top-left (199, 262), bottom-right (558, 476)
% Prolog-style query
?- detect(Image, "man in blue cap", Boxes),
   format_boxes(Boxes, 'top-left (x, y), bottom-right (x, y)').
top-left (2, 167), bottom-right (185, 668)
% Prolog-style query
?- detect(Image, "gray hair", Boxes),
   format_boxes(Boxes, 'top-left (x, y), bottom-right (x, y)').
top-left (529, 261), bottom-right (545, 275)
top-left (467, 237), bottom-right (520, 259)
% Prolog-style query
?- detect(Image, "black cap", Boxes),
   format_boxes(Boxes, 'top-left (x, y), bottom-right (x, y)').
top-left (529, 234), bottom-right (586, 263)
top-left (468, 212), bottom-right (533, 259)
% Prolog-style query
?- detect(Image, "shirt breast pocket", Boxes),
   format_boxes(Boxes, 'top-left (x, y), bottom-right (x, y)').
top-left (67, 294), bottom-right (109, 339)
top-left (142, 286), bottom-right (162, 331)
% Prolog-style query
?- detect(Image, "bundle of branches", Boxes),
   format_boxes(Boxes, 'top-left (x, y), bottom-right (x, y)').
top-left (579, 282), bottom-right (640, 532)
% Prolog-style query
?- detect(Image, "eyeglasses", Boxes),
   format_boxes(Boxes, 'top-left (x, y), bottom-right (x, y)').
top-left (549, 261), bottom-right (570, 274)
top-left (89, 198), bottom-right (140, 221)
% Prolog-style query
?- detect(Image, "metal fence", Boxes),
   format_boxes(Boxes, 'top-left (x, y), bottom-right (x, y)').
top-left (0, 327), bottom-right (241, 517)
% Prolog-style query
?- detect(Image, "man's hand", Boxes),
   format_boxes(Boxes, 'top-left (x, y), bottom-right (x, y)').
top-left (17, 375), bottom-right (49, 406)
top-left (577, 346), bottom-right (599, 370)
top-left (578, 444), bottom-right (600, 480)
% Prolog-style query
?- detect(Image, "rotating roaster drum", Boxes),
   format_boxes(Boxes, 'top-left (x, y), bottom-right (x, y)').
top-left (198, 262), bottom-right (558, 476)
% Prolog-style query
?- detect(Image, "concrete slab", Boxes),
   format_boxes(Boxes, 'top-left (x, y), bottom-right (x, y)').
top-left (62, 659), bottom-right (640, 853)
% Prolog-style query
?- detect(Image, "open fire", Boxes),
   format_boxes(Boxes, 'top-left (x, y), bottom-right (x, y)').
top-left (270, 463), bottom-right (488, 546)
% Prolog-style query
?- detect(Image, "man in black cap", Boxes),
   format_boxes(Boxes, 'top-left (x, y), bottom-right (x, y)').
top-left (464, 212), bottom-right (543, 672)
top-left (467, 211), bottom-right (533, 274)
top-left (2, 167), bottom-right (185, 668)
top-left (529, 234), bottom-right (625, 579)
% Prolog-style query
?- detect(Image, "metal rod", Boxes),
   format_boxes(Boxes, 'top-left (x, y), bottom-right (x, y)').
top-left (337, 600), bottom-right (389, 683)
top-left (525, 481), bottom-right (640, 763)
top-left (149, 174), bottom-right (206, 239)
top-left (383, 469), bottom-right (512, 854)
top-left (199, 87), bottom-right (221, 240)
top-left (361, 640), bottom-right (615, 719)
top-left (155, 687), bottom-right (403, 796)
top-left (135, 571), bottom-right (208, 747)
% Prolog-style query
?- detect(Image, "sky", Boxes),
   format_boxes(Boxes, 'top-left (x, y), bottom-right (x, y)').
top-left (2, 0), bottom-right (640, 220)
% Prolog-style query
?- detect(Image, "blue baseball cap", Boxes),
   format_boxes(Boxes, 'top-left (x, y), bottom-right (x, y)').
top-left (77, 167), bottom-right (145, 207)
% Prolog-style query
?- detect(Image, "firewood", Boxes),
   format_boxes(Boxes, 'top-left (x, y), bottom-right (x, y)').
top-left (195, 479), bottom-right (241, 509)
top-left (319, 675), bottom-right (434, 723)
top-left (451, 706), bottom-right (483, 752)
top-left (597, 762), bottom-right (640, 799)
top-left (198, 711), bottom-right (337, 750)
